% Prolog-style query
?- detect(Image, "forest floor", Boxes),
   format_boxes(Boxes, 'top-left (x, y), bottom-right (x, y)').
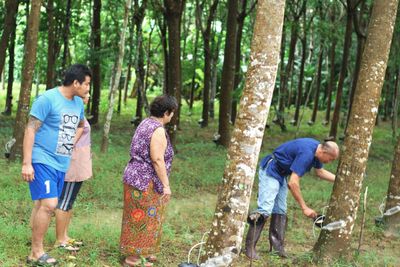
top-left (0, 89), bottom-right (399, 267)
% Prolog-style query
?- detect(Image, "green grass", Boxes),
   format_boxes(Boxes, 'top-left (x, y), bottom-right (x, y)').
top-left (0, 87), bottom-right (399, 266)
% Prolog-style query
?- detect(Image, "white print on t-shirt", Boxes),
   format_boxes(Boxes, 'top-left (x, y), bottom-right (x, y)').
top-left (56, 112), bottom-right (79, 156)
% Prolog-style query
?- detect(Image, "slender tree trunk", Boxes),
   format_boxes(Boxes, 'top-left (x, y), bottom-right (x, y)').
top-left (9, 0), bottom-right (42, 161)
top-left (310, 46), bottom-right (324, 124)
top-left (329, 6), bottom-right (354, 139)
top-left (0, 0), bottom-right (19, 78)
top-left (189, 19), bottom-right (199, 111)
top-left (382, 71), bottom-right (391, 122)
top-left (384, 134), bottom-right (400, 237)
top-left (274, 19), bottom-right (287, 131)
top-left (89, 0), bottom-right (102, 125)
top-left (101, 0), bottom-right (131, 152)
top-left (218, 0), bottom-right (238, 147)
top-left (3, 18), bottom-right (16, 116)
top-left (210, 27), bottom-right (222, 119)
top-left (324, 37), bottom-right (336, 125)
top-left (157, 17), bottom-right (168, 94)
top-left (231, 0), bottom-right (247, 126)
top-left (164, 0), bottom-right (185, 146)
top-left (123, 9), bottom-right (134, 106)
top-left (61, 0), bottom-right (72, 71)
top-left (134, 0), bottom-right (148, 122)
top-left (345, 2), bottom-right (368, 129)
top-left (392, 69), bottom-right (399, 138)
top-left (46, 0), bottom-right (56, 89)
top-left (293, 35), bottom-right (307, 124)
top-left (199, 0), bottom-right (219, 128)
top-left (313, 0), bottom-right (398, 260)
top-left (202, 1), bottom-right (285, 264)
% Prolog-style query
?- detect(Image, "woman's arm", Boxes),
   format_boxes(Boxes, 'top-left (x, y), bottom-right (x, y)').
top-left (150, 127), bottom-right (171, 201)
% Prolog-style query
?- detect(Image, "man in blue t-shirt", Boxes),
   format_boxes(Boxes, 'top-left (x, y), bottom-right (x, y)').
top-left (21, 64), bottom-right (91, 266)
top-left (244, 138), bottom-right (339, 259)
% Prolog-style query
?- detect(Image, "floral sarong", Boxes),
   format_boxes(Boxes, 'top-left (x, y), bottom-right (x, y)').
top-left (120, 181), bottom-right (166, 257)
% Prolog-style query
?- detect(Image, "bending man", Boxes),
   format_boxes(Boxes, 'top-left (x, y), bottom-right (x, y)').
top-left (244, 138), bottom-right (339, 259)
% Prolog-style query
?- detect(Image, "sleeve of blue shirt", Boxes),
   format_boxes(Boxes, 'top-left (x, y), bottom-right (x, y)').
top-left (30, 95), bottom-right (51, 122)
top-left (313, 160), bottom-right (323, 169)
top-left (79, 103), bottom-right (84, 121)
top-left (290, 151), bottom-right (314, 177)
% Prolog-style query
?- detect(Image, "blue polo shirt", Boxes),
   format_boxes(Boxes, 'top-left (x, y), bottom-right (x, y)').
top-left (260, 138), bottom-right (323, 184)
top-left (30, 88), bottom-right (84, 172)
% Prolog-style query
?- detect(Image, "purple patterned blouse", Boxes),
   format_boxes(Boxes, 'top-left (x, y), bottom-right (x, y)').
top-left (123, 118), bottom-right (174, 194)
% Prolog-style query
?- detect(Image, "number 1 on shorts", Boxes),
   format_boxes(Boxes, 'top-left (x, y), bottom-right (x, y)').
top-left (44, 180), bottom-right (50, 194)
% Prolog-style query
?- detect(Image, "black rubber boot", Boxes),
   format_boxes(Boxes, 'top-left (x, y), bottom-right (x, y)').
top-left (244, 212), bottom-right (268, 260)
top-left (269, 213), bottom-right (288, 258)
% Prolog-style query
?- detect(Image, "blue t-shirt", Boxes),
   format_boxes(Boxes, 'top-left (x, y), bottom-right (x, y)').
top-left (30, 88), bottom-right (84, 172)
top-left (260, 138), bottom-right (323, 184)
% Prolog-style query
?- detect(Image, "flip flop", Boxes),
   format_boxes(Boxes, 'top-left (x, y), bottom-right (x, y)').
top-left (146, 255), bottom-right (157, 263)
top-left (55, 243), bottom-right (80, 251)
top-left (124, 256), bottom-right (153, 267)
top-left (67, 238), bottom-right (84, 246)
top-left (26, 253), bottom-right (58, 266)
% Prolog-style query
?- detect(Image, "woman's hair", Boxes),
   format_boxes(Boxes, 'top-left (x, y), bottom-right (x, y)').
top-left (150, 95), bottom-right (178, 118)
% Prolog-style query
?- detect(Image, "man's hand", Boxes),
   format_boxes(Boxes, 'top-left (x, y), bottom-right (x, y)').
top-left (302, 206), bottom-right (317, 218)
top-left (161, 185), bottom-right (171, 204)
top-left (22, 163), bottom-right (35, 182)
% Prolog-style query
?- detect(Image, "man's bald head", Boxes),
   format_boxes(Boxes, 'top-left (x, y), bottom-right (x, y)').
top-left (317, 141), bottom-right (339, 163)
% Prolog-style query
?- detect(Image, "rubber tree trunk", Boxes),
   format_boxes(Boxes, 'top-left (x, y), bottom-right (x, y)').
top-left (189, 16), bottom-right (199, 111)
top-left (9, 0), bottom-right (42, 161)
top-left (101, 0), bottom-right (131, 152)
top-left (164, 0), bottom-right (185, 146)
top-left (46, 0), bottom-right (56, 89)
top-left (202, 0), bottom-right (285, 264)
top-left (384, 134), bottom-right (400, 237)
top-left (324, 31), bottom-right (336, 125)
top-left (0, 0), bottom-right (19, 79)
top-left (198, 0), bottom-right (219, 128)
top-left (310, 46), bottom-right (324, 124)
top-left (134, 0), bottom-right (148, 122)
top-left (61, 0), bottom-right (72, 71)
top-left (392, 69), bottom-right (399, 138)
top-left (210, 27), bottom-right (222, 119)
top-left (345, 2), bottom-right (368, 130)
top-left (218, 0), bottom-right (238, 147)
top-left (89, 0), bottom-right (102, 125)
top-left (329, 1), bottom-right (355, 139)
top-left (3, 16), bottom-right (16, 116)
top-left (313, 0), bottom-right (398, 260)
top-left (293, 35), bottom-right (307, 124)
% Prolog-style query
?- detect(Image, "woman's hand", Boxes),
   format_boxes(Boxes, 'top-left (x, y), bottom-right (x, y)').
top-left (161, 185), bottom-right (171, 203)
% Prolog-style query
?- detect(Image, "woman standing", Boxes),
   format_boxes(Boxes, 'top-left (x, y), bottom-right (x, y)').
top-left (120, 95), bottom-right (177, 267)
top-left (54, 94), bottom-right (92, 250)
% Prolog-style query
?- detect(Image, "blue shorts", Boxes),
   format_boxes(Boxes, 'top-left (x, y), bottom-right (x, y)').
top-left (29, 163), bottom-right (65, 200)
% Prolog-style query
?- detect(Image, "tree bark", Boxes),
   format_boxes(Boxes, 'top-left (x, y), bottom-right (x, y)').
top-left (101, 0), bottom-right (131, 152)
top-left (329, 0), bottom-right (359, 139)
top-left (3, 15), bottom-right (16, 116)
top-left (89, 0), bottom-right (102, 125)
top-left (218, 0), bottom-right (238, 147)
top-left (202, 0), bottom-right (285, 264)
top-left (313, 0), bottom-right (398, 260)
top-left (164, 0), bottom-right (185, 146)
top-left (0, 0), bottom-right (19, 79)
top-left (9, 0), bottom-right (42, 161)
top-left (384, 134), bottom-right (400, 237)
top-left (310, 46), bottom-right (324, 124)
top-left (198, 0), bottom-right (219, 128)
top-left (345, 1), bottom-right (368, 130)
top-left (61, 0), bottom-right (72, 71)
top-left (324, 25), bottom-right (336, 125)
top-left (392, 69), bottom-right (399, 138)
top-left (293, 34), bottom-right (307, 125)
top-left (46, 0), bottom-right (56, 89)
top-left (134, 0), bottom-right (148, 122)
